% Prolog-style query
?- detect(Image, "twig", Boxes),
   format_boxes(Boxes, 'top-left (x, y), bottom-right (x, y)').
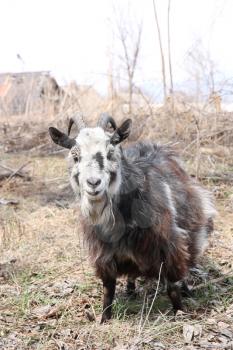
top-left (153, 0), bottom-right (167, 101)
top-left (203, 126), bottom-right (233, 140)
top-left (48, 149), bottom-right (67, 155)
top-left (0, 162), bottom-right (30, 180)
top-left (192, 114), bottom-right (201, 179)
top-left (6, 161), bottom-right (31, 182)
top-left (139, 262), bottom-right (163, 335)
top-left (29, 142), bottom-right (50, 153)
top-left (138, 290), bottom-right (147, 334)
top-left (0, 198), bottom-right (19, 206)
top-left (167, 0), bottom-right (173, 95)
top-left (192, 271), bottom-right (233, 291)
top-left (0, 163), bottom-right (23, 174)
top-left (198, 174), bottom-right (233, 183)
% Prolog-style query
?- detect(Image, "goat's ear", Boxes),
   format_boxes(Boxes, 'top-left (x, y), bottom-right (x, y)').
top-left (110, 119), bottom-right (132, 145)
top-left (49, 127), bottom-right (76, 149)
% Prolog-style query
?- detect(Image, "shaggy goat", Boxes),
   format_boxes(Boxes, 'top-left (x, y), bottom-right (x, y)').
top-left (49, 114), bottom-right (216, 323)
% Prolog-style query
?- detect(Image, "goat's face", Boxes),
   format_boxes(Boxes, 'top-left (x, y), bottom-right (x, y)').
top-left (68, 126), bottom-right (122, 201)
top-left (49, 118), bottom-right (132, 204)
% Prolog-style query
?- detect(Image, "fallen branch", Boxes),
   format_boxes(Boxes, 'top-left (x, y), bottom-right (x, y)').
top-left (29, 142), bottom-right (50, 153)
top-left (202, 126), bottom-right (233, 141)
top-left (198, 173), bottom-right (233, 183)
top-left (0, 164), bottom-right (25, 177)
top-left (0, 170), bottom-right (12, 181)
top-left (48, 149), bottom-right (67, 156)
top-left (0, 162), bottom-right (31, 181)
top-left (0, 198), bottom-right (19, 205)
top-left (6, 161), bottom-right (31, 182)
top-left (192, 271), bottom-right (233, 291)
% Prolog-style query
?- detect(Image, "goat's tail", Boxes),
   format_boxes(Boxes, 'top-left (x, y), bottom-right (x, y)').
top-left (201, 189), bottom-right (217, 237)
top-left (195, 185), bottom-right (217, 231)
top-left (194, 185), bottom-right (217, 257)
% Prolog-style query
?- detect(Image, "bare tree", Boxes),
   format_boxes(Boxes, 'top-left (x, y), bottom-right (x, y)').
top-left (153, 0), bottom-right (167, 102)
top-left (107, 46), bottom-right (115, 115)
top-left (114, 9), bottom-right (142, 115)
top-left (185, 40), bottom-right (220, 103)
top-left (167, 0), bottom-right (173, 95)
top-left (120, 26), bottom-right (142, 115)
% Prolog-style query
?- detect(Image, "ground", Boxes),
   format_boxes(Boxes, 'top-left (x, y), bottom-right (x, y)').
top-left (0, 147), bottom-right (233, 350)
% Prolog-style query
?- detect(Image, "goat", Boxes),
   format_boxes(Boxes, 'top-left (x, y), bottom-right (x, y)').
top-left (49, 114), bottom-right (216, 323)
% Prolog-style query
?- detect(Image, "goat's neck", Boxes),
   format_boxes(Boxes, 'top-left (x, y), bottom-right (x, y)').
top-left (120, 154), bottom-right (142, 195)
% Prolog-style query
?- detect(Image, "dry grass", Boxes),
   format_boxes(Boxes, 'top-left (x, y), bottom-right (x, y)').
top-left (1, 137), bottom-right (233, 349)
top-left (1, 105), bottom-right (233, 349)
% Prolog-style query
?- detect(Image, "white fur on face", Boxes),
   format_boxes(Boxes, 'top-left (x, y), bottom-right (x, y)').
top-left (68, 127), bottom-right (122, 218)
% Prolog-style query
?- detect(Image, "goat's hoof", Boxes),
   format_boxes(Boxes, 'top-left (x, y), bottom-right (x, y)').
top-left (126, 289), bottom-right (137, 299)
top-left (181, 288), bottom-right (193, 298)
top-left (175, 309), bottom-right (185, 317)
top-left (173, 305), bottom-right (183, 315)
top-left (181, 290), bottom-right (193, 298)
top-left (100, 313), bottom-right (111, 324)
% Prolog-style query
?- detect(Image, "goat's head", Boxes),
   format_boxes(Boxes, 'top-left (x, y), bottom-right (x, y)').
top-left (49, 113), bottom-right (132, 206)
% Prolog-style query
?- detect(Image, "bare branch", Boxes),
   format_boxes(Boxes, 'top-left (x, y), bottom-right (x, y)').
top-left (115, 7), bottom-right (143, 115)
top-left (153, 0), bottom-right (167, 101)
top-left (167, 0), bottom-right (173, 94)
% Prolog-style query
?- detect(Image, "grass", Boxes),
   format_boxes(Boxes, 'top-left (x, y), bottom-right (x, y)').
top-left (1, 150), bottom-right (233, 349)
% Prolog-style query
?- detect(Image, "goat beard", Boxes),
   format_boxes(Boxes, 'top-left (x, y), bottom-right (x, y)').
top-left (81, 191), bottom-right (110, 224)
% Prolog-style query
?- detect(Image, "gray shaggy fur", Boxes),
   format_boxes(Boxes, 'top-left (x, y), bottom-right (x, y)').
top-left (49, 116), bottom-right (216, 323)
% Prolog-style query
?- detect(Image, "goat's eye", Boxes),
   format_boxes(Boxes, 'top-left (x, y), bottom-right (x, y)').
top-left (71, 145), bottom-right (81, 163)
top-left (73, 155), bottom-right (80, 163)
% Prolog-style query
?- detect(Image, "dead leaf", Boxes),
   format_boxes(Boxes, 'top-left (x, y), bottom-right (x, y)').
top-left (0, 259), bottom-right (17, 279)
top-left (183, 324), bottom-right (202, 343)
top-left (225, 341), bottom-right (233, 349)
top-left (193, 324), bottom-right (202, 337)
top-left (46, 280), bottom-right (76, 297)
top-left (218, 336), bottom-right (228, 344)
top-left (84, 309), bottom-right (95, 322)
top-left (218, 321), bottom-right (230, 329)
top-left (32, 305), bottom-right (51, 317)
top-left (220, 329), bottom-right (233, 339)
top-left (32, 304), bottom-right (63, 319)
top-left (176, 310), bottom-right (185, 317)
top-left (207, 318), bottom-right (217, 325)
top-left (183, 325), bottom-right (194, 343)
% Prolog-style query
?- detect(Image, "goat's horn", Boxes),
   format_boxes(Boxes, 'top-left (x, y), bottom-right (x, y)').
top-left (68, 113), bottom-right (86, 136)
top-left (97, 113), bottom-right (117, 131)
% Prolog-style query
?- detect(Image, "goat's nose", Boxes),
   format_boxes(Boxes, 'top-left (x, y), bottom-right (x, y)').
top-left (87, 177), bottom-right (101, 188)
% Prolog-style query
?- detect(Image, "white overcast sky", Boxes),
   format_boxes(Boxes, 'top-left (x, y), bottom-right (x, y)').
top-left (0, 0), bottom-right (232, 95)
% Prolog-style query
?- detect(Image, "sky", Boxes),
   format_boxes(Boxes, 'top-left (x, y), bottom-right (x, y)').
top-left (0, 0), bottom-right (232, 98)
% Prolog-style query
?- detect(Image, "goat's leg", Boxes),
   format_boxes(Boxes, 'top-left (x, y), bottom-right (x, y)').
top-left (167, 282), bottom-right (183, 312)
top-left (126, 276), bottom-right (136, 297)
top-left (100, 277), bottom-right (116, 324)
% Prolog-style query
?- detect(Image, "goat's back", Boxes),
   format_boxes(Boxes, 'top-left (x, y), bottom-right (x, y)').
top-left (84, 142), bottom-right (216, 282)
